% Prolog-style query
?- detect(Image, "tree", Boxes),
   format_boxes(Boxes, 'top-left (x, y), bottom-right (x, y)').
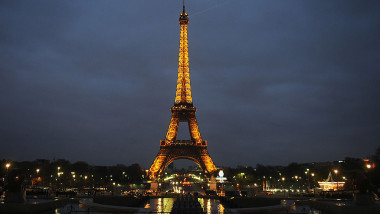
top-left (126, 164), bottom-right (144, 183)
top-left (369, 146), bottom-right (380, 189)
top-left (341, 157), bottom-right (364, 191)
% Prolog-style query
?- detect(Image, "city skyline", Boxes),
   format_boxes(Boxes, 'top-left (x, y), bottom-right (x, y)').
top-left (1, 1), bottom-right (379, 168)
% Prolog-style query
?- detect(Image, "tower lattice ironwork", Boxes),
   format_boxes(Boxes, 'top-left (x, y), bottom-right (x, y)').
top-left (148, 5), bottom-right (216, 180)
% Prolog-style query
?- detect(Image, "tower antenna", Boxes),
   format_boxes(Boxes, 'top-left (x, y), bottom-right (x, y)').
top-left (183, 0), bottom-right (185, 13)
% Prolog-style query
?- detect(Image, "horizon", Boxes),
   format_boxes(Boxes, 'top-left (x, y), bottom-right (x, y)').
top-left (2, 152), bottom-right (374, 169)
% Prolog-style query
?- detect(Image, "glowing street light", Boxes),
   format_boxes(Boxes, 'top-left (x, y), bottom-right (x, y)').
top-left (36, 168), bottom-right (40, 174)
top-left (334, 169), bottom-right (339, 191)
top-left (366, 164), bottom-right (372, 169)
top-left (310, 172), bottom-right (316, 197)
top-left (306, 169), bottom-right (310, 191)
top-left (5, 163), bottom-right (11, 176)
top-left (5, 163), bottom-right (11, 171)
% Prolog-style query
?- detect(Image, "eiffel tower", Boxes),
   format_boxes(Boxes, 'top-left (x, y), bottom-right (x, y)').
top-left (148, 4), bottom-right (216, 180)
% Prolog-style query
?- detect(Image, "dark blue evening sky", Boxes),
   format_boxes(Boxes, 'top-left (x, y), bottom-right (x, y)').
top-left (1, 0), bottom-right (379, 168)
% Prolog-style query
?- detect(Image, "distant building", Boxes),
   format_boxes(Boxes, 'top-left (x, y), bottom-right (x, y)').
top-left (318, 172), bottom-right (345, 191)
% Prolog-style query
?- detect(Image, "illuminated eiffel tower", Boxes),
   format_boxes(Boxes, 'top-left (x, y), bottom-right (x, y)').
top-left (148, 4), bottom-right (216, 179)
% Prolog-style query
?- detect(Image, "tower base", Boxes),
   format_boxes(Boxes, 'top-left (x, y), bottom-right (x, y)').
top-left (150, 181), bottom-right (159, 192)
top-left (148, 142), bottom-right (216, 179)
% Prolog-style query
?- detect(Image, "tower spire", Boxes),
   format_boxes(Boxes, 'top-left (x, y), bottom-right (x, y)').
top-left (183, 0), bottom-right (185, 14)
top-left (176, 1), bottom-right (191, 105)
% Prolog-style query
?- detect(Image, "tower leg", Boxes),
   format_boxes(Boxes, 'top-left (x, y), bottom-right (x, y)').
top-left (209, 176), bottom-right (217, 191)
top-left (165, 117), bottom-right (179, 143)
top-left (150, 180), bottom-right (159, 192)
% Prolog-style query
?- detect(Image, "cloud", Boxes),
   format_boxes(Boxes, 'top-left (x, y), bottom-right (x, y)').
top-left (1, 0), bottom-right (379, 167)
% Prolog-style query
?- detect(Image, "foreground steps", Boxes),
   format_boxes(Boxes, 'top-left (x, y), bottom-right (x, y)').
top-left (170, 195), bottom-right (204, 214)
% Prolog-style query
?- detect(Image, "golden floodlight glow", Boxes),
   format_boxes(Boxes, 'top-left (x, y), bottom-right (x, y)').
top-left (175, 9), bottom-right (192, 104)
top-left (148, 5), bottom-right (216, 180)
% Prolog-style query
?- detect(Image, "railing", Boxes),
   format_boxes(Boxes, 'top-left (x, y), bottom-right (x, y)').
top-left (173, 140), bottom-right (194, 145)
top-left (160, 140), bottom-right (207, 146)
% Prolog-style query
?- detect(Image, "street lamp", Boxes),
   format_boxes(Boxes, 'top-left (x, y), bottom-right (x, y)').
top-left (310, 172), bottom-right (316, 197)
top-left (57, 167), bottom-right (61, 178)
top-left (35, 168), bottom-right (40, 186)
top-left (294, 176), bottom-right (298, 191)
top-left (56, 167), bottom-right (63, 187)
top-left (334, 169), bottom-right (338, 191)
top-left (281, 177), bottom-right (286, 196)
top-left (305, 169), bottom-right (310, 191)
top-left (4, 163), bottom-right (11, 186)
top-left (5, 163), bottom-right (11, 172)
top-left (84, 175), bottom-right (88, 187)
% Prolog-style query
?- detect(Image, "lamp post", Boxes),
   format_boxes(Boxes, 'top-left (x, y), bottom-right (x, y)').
top-left (365, 162), bottom-right (374, 194)
top-left (35, 168), bottom-right (40, 186)
top-left (281, 177), bottom-right (286, 197)
top-left (311, 173), bottom-right (316, 197)
top-left (5, 163), bottom-right (10, 173)
top-left (334, 169), bottom-right (338, 191)
top-left (57, 167), bottom-right (62, 188)
top-left (84, 175), bottom-right (88, 187)
top-left (305, 169), bottom-right (310, 192)
top-left (5, 163), bottom-right (11, 185)
top-left (57, 166), bottom-right (60, 181)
